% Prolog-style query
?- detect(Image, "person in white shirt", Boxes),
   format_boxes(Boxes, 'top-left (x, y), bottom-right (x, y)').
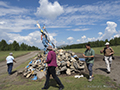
top-left (6, 53), bottom-right (16, 75)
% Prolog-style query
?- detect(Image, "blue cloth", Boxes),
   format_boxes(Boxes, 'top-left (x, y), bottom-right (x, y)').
top-left (26, 65), bottom-right (29, 68)
top-left (26, 60), bottom-right (33, 68)
top-left (7, 63), bottom-right (13, 75)
top-left (87, 63), bottom-right (93, 76)
top-left (29, 60), bottom-right (33, 64)
top-left (42, 36), bottom-right (49, 54)
top-left (73, 55), bottom-right (77, 58)
top-left (31, 75), bottom-right (37, 80)
top-left (79, 58), bottom-right (85, 61)
top-left (42, 40), bottom-right (48, 47)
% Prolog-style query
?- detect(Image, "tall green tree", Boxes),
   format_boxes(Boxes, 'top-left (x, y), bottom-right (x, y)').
top-left (0, 39), bottom-right (8, 51)
top-left (11, 41), bottom-right (20, 51)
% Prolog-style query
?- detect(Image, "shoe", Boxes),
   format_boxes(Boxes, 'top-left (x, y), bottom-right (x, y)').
top-left (107, 71), bottom-right (110, 74)
top-left (42, 87), bottom-right (48, 90)
top-left (59, 86), bottom-right (64, 90)
top-left (106, 70), bottom-right (110, 74)
top-left (88, 77), bottom-right (93, 82)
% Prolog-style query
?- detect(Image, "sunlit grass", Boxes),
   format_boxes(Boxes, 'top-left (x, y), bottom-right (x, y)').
top-left (65, 45), bottom-right (120, 56)
top-left (0, 51), bottom-right (31, 62)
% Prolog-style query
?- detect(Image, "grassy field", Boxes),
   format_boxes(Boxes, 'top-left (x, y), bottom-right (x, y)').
top-left (0, 51), bottom-right (120, 90)
top-left (65, 45), bottom-right (120, 56)
top-left (0, 51), bottom-right (31, 62)
top-left (2, 74), bottom-right (119, 90)
top-left (1, 58), bottom-right (119, 90)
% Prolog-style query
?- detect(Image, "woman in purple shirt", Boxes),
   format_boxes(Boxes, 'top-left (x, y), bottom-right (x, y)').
top-left (42, 45), bottom-right (64, 90)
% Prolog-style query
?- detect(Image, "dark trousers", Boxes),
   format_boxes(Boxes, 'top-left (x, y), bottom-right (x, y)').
top-left (44, 66), bottom-right (64, 88)
top-left (7, 63), bottom-right (13, 75)
top-left (86, 63), bottom-right (93, 76)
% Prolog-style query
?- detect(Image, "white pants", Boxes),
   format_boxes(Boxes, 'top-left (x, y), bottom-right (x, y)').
top-left (104, 56), bottom-right (112, 72)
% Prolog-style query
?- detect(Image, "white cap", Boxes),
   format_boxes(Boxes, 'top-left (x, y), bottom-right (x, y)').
top-left (105, 42), bottom-right (110, 45)
top-left (9, 52), bottom-right (13, 55)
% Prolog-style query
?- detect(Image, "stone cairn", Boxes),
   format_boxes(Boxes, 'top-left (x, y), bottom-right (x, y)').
top-left (18, 49), bottom-right (85, 80)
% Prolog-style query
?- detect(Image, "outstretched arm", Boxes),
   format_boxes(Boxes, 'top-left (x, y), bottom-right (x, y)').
top-left (13, 59), bottom-right (16, 63)
top-left (83, 54), bottom-right (94, 58)
top-left (100, 49), bottom-right (104, 53)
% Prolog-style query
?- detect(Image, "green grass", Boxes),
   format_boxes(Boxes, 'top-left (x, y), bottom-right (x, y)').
top-left (0, 50), bottom-right (120, 90)
top-left (1, 74), bottom-right (119, 90)
top-left (65, 45), bottom-right (120, 56)
top-left (0, 51), bottom-right (31, 62)
top-left (0, 52), bottom-right (120, 90)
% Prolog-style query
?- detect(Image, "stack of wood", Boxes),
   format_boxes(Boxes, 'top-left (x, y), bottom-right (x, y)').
top-left (19, 53), bottom-right (47, 79)
top-left (19, 49), bottom-right (85, 79)
top-left (56, 49), bottom-right (84, 75)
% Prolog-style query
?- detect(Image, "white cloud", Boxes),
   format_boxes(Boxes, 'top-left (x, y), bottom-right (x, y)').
top-left (0, 1), bottom-right (9, 7)
top-left (98, 32), bottom-right (103, 36)
top-left (0, 21), bottom-right (5, 25)
top-left (48, 33), bottom-right (57, 46)
top-left (35, 0), bottom-right (64, 19)
top-left (0, 17), bottom-right (37, 32)
top-left (99, 21), bottom-right (117, 40)
top-left (82, 35), bottom-right (86, 39)
top-left (64, 1), bottom-right (120, 16)
top-left (57, 40), bottom-right (67, 46)
top-left (0, 31), bottom-right (43, 48)
top-left (7, 31), bottom-right (41, 45)
top-left (0, 1), bottom-right (28, 17)
top-left (67, 37), bottom-right (74, 44)
top-left (87, 37), bottom-right (96, 41)
top-left (114, 31), bottom-right (120, 38)
top-left (114, 35), bottom-right (119, 38)
top-left (76, 35), bottom-right (87, 43)
top-left (77, 39), bottom-right (81, 42)
top-left (67, 28), bottom-right (89, 31)
top-left (62, 1), bottom-right (120, 26)
top-left (67, 37), bottom-right (74, 41)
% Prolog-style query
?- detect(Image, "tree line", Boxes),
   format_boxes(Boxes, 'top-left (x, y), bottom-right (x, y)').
top-left (59, 37), bottom-right (120, 49)
top-left (0, 39), bottom-right (40, 51)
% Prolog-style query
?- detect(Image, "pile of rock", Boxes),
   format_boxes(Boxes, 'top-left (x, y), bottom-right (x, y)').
top-left (18, 49), bottom-right (85, 80)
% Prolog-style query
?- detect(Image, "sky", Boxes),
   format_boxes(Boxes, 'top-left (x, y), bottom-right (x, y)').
top-left (0, 0), bottom-right (120, 49)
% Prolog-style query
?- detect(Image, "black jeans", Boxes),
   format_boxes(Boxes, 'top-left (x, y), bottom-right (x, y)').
top-left (44, 66), bottom-right (64, 88)
top-left (7, 63), bottom-right (13, 75)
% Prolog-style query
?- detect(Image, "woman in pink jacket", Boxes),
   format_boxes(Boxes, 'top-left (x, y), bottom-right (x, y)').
top-left (42, 45), bottom-right (64, 90)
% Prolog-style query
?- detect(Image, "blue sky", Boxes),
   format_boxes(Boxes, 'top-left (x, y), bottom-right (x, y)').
top-left (0, 0), bottom-right (120, 49)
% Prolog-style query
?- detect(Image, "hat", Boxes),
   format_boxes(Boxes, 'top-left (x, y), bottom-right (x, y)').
top-left (86, 43), bottom-right (90, 46)
top-left (9, 52), bottom-right (13, 55)
top-left (105, 42), bottom-right (110, 45)
top-left (47, 45), bottom-right (53, 50)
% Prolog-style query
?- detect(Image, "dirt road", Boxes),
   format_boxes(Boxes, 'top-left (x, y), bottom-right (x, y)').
top-left (0, 51), bottom-right (41, 75)
top-left (94, 54), bottom-right (120, 85)
top-left (77, 53), bottom-right (120, 85)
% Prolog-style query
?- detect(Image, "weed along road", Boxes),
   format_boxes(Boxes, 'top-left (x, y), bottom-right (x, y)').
top-left (0, 51), bottom-right (41, 75)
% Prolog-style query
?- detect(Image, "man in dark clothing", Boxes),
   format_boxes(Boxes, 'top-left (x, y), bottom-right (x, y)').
top-left (42, 45), bottom-right (64, 90)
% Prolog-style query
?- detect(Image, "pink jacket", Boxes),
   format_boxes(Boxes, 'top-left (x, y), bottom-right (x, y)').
top-left (46, 51), bottom-right (57, 67)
